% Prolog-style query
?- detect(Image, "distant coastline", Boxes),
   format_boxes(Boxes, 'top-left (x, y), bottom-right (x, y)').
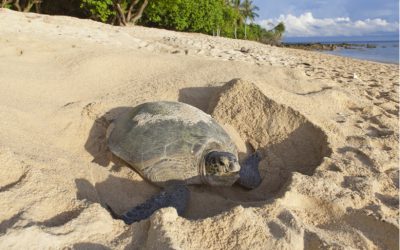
top-left (279, 39), bottom-right (399, 64)
top-left (280, 42), bottom-right (380, 51)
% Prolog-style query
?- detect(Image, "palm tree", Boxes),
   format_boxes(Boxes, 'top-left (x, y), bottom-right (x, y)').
top-left (240, 0), bottom-right (259, 39)
top-left (272, 22), bottom-right (285, 43)
top-left (229, 0), bottom-right (243, 39)
top-left (260, 22), bottom-right (286, 45)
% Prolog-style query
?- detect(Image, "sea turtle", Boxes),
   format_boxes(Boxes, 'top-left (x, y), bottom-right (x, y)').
top-left (106, 101), bottom-right (262, 224)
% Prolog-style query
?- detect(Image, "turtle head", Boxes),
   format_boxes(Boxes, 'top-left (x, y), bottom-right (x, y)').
top-left (202, 151), bottom-right (240, 186)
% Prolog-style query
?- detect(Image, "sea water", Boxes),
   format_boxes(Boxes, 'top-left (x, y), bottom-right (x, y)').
top-left (323, 41), bottom-right (399, 64)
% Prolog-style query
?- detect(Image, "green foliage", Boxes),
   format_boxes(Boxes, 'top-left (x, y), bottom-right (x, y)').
top-left (142, 0), bottom-right (242, 35)
top-left (41, 0), bottom-right (86, 18)
top-left (260, 22), bottom-right (286, 44)
top-left (144, 0), bottom-right (192, 30)
top-left (141, 0), bottom-right (284, 44)
top-left (220, 6), bottom-right (240, 38)
top-left (247, 24), bottom-right (263, 40)
top-left (274, 22), bottom-right (285, 34)
top-left (240, 0), bottom-right (259, 23)
top-left (80, 0), bottom-right (115, 22)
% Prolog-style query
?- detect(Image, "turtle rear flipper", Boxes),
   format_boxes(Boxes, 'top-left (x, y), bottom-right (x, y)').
top-left (107, 184), bottom-right (190, 225)
top-left (237, 152), bottom-right (262, 189)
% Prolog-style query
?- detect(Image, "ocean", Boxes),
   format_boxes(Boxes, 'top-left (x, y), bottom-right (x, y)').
top-left (284, 37), bottom-right (399, 64)
top-left (323, 41), bottom-right (399, 64)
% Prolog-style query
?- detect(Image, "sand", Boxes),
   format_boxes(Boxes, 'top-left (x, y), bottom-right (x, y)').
top-left (0, 9), bottom-right (398, 249)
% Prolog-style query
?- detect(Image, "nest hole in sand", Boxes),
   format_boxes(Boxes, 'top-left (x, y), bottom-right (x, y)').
top-left (178, 79), bottom-right (332, 219)
top-left (82, 79), bottom-right (332, 220)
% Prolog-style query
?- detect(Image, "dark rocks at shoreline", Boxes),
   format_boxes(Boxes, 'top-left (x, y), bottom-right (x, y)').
top-left (280, 42), bottom-right (377, 51)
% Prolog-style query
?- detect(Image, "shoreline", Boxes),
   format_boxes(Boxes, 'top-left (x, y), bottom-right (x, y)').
top-left (322, 51), bottom-right (399, 65)
top-left (281, 41), bottom-right (399, 64)
top-left (281, 42), bottom-right (379, 50)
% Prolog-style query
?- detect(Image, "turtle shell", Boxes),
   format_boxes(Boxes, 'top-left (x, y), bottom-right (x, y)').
top-left (107, 101), bottom-right (237, 187)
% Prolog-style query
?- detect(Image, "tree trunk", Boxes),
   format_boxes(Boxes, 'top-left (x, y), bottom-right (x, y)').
top-left (114, 1), bottom-right (127, 26)
top-left (130, 0), bottom-right (149, 24)
top-left (0, 0), bottom-right (12, 8)
top-left (244, 23), bottom-right (247, 39)
top-left (13, 0), bottom-right (21, 11)
top-left (234, 24), bottom-right (237, 39)
top-left (23, 0), bottom-right (36, 12)
top-left (111, 15), bottom-right (117, 25)
top-left (113, 0), bottom-right (149, 26)
top-left (35, 0), bottom-right (41, 13)
top-left (126, 0), bottom-right (140, 21)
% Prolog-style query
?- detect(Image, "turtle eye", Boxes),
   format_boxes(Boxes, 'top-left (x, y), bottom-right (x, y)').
top-left (218, 157), bottom-right (229, 166)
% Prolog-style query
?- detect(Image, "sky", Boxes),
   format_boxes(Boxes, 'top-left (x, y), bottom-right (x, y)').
top-left (254, 0), bottom-right (399, 40)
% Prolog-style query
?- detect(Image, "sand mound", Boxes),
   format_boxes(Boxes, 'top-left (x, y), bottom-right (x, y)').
top-left (210, 79), bottom-right (331, 196)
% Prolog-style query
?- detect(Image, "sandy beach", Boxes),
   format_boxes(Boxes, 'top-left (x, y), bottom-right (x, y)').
top-left (0, 9), bottom-right (398, 249)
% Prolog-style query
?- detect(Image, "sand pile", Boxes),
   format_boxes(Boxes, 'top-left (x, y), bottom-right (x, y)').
top-left (0, 9), bottom-right (398, 249)
top-left (211, 79), bottom-right (331, 195)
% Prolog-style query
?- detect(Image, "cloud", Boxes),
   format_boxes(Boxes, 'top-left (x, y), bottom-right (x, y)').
top-left (259, 12), bottom-right (399, 37)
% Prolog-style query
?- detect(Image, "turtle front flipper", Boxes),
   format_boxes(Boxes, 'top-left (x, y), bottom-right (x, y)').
top-left (237, 152), bottom-right (262, 189)
top-left (107, 184), bottom-right (190, 225)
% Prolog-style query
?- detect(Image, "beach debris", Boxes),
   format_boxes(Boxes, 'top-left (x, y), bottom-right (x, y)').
top-left (301, 62), bottom-right (311, 67)
top-left (240, 47), bottom-right (251, 53)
